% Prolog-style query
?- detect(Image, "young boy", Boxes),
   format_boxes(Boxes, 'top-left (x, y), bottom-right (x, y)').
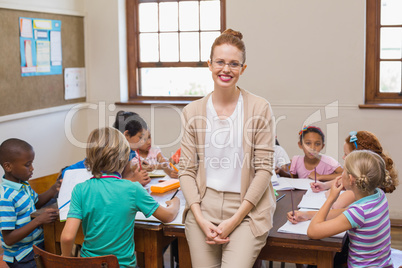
top-left (60, 127), bottom-right (180, 267)
top-left (0, 138), bottom-right (61, 267)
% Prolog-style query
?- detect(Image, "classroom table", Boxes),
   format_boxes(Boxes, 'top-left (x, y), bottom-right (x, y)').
top-left (163, 189), bottom-right (346, 268)
top-left (41, 188), bottom-right (345, 268)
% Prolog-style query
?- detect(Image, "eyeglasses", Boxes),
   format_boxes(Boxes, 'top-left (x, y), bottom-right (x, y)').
top-left (211, 60), bottom-right (244, 70)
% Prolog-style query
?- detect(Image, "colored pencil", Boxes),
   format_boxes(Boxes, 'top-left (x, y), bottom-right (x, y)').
top-left (314, 167), bottom-right (317, 183)
top-left (290, 189), bottom-right (294, 216)
top-left (170, 188), bottom-right (180, 200)
top-left (169, 162), bottom-right (179, 172)
top-left (276, 194), bottom-right (286, 202)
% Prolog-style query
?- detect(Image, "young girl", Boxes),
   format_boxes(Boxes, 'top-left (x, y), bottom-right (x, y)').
top-left (60, 127), bottom-right (180, 267)
top-left (287, 126), bottom-right (343, 181)
top-left (307, 150), bottom-right (393, 267)
top-left (113, 110), bottom-right (151, 186)
top-left (138, 130), bottom-right (178, 178)
top-left (310, 130), bottom-right (398, 209)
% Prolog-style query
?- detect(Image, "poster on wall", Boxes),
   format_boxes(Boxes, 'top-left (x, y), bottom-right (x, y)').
top-left (19, 17), bottom-right (62, 76)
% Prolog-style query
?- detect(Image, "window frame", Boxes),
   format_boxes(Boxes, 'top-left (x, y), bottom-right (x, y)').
top-left (364, 0), bottom-right (402, 107)
top-left (125, 0), bottom-right (226, 104)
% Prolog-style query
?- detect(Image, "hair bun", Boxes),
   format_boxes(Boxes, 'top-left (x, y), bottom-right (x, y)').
top-left (222, 29), bottom-right (243, 40)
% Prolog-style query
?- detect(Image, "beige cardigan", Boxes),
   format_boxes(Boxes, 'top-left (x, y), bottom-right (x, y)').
top-left (179, 88), bottom-right (276, 237)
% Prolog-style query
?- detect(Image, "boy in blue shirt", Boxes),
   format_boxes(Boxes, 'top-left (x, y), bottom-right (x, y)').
top-left (0, 138), bottom-right (61, 267)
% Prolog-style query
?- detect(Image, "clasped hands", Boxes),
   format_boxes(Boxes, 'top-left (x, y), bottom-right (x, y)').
top-left (199, 217), bottom-right (237, 245)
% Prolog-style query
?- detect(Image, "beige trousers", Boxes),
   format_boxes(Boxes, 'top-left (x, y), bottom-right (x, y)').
top-left (185, 188), bottom-right (268, 268)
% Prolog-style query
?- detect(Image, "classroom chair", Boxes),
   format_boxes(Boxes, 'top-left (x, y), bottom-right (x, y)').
top-left (28, 173), bottom-right (59, 194)
top-left (33, 245), bottom-right (119, 268)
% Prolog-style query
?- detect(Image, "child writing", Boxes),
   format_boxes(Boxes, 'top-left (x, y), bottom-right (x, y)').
top-left (60, 127), bottom-right (180, 267)
top-left (138, 130), bottom-right (178, 178)
top-left (306, 150), bottom-right (393, 267)
top-left (0, 138), bottom-right (60, 267)
top-left (61, 110), bottom-right (151, 186)
top-left (280, 126), bottom-right (343, 180)
top-left (310, 130), bottom-right (398, 209)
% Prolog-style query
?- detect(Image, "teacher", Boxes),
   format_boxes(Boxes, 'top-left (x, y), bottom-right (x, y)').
top-left (179, 29), bottom-right (276, 267)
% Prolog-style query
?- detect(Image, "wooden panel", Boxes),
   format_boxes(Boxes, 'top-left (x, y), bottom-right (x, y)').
top-left (29, 173), bottom-right (59, 194)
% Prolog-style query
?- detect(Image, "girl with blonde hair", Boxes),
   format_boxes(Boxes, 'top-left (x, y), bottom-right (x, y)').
top-left (307, 150), bottom-right (393, 267)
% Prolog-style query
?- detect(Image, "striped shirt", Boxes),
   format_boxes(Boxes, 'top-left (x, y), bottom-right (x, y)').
top-left (343, 188), bottom-right (393, 267)
top-left (0, 177), bottom-right (43, 263)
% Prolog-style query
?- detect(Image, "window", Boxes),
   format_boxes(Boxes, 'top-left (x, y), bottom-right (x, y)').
top-left (126, 0), bottom-right (226, 103)
top-left (365, 0), bottom-right (402, 106)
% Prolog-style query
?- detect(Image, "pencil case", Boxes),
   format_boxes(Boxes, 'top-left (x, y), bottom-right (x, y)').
top-left (150, 179), bottom-right (180, 193)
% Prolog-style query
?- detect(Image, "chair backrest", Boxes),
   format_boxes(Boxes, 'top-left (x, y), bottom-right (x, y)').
top-left (33, 245), bottom-right (119, 268)
top-left (29, 173), bottom-right (59, 194)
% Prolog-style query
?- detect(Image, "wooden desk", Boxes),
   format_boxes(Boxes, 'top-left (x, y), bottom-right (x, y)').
top-left (163, 190), bottom-right (345, 268)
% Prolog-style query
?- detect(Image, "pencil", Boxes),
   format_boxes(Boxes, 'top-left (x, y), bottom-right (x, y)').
top-left (170, 188), bottom-right (180, 200)
top-left (276, 194), bottom-right (286, 202)
top-left (290, 189), bottom-right (294, 216)
top-left (314, 167), bottom-right (317, 183)
top-left (169, 162), bottom-right (179, 172)
top-left (137, 150), bottom-right (142, 170)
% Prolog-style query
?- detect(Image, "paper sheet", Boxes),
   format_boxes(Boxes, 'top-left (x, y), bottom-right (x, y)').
top-left (57, 169), bottom-right (92, 221)
top-left (50, 31), bottom-right (62, 65)
top-left (297, 188), bottom-right (327, 209)
top-left (36, 41), bottom-right (50, 69)
top-left (64, 68), bottom-right (86, 99)
top-left (148, 169), bottom-right (166, 178)
top-left (273, 177), bottom-right (313, 191)
top-left (278, 219), bottom-right (345, 238)
top-left (20, 18), bottom-right (33, 38)
top-left (391, 248), bottom-right (402, 267)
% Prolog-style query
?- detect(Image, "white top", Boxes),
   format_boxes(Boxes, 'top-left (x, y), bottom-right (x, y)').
top-left (274, 145), bottom-right (290, 168)
top-left (204, 94), bottom-right (244, 193)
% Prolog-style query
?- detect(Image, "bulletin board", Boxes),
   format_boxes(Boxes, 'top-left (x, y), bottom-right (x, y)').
top-left (0, 8), bottom-right (85, 116)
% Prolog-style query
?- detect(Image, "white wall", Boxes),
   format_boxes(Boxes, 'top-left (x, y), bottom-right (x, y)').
top-left (1, 0), bottom-right (401, 219)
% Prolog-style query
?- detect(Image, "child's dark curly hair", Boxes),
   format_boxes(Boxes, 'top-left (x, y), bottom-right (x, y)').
top-left (299, 126), bottom-right (325, 144)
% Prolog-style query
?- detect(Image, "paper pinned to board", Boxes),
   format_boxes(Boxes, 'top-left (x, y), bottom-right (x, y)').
top-left (64, 68), bottom-right (86, 99)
